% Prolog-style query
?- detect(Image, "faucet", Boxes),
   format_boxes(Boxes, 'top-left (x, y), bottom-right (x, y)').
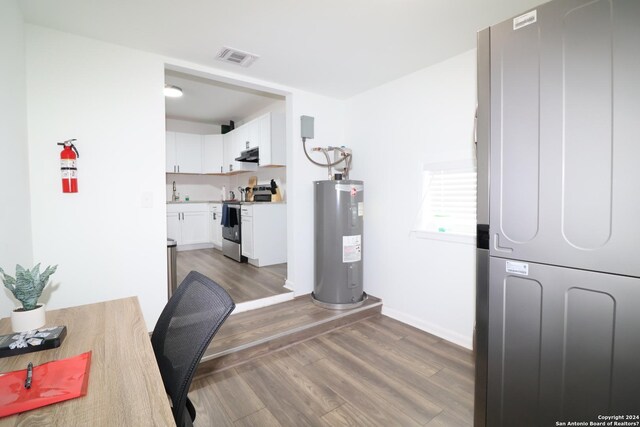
top-left (172, 181), bottom-right (179, 201)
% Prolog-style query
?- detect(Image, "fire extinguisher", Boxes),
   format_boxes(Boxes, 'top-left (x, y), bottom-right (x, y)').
top-left (57, 139), bottom-right (79, 193)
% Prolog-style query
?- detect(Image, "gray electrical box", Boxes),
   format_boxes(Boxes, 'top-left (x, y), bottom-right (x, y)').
top-left (301, 115), bottom-right (314, 139)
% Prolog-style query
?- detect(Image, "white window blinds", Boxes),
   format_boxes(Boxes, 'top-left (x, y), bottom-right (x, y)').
top-left (417, 163), bottom-right (477, 237)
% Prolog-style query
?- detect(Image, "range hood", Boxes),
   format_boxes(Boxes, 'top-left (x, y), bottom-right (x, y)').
top-left (235, 147), bottom-right (259, 163)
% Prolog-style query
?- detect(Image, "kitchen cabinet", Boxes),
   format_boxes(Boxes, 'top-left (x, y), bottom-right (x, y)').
top-left (181, 211), bottom-right (209, 244)
top-left (232, 126), bottom-right (257, 173)
top-left (166, 131), bottom-right (203, 174)
top-left (222, 133), bottom-right (235, 173)
top-left (208, 203), bottom-right (222, 248)
top-left (202, 134), bottom-right (224, 174)
top-left (255, 112), bottom-right (286, 167)
top-left (241, 203), bottom-right (286, 267)
top-left (166, 132), bottom-right (177, 173)
top-left (166, 203), bottom-right (210, 248)
top-left (221, 127), bottom-right (257, 174)
top-left (167, 112), bottom-right (285, 176)
top-left (166, 212), bottom-right (181, 243)
top-left (232, 112), bottom-right (286, 167)
top-left (241, 205), bottom-right (254, 258)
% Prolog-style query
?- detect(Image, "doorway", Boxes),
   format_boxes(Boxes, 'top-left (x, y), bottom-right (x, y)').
top-left (164, 68), bottom-right (292, 305)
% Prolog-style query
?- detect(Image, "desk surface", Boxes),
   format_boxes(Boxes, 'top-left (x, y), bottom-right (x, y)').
top-left (0, 297), bottom-right (174, 426)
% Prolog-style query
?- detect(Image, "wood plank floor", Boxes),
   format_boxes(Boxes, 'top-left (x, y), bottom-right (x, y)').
top-left (197, 294), bottom-right (382, 377)
top-left (189, 314), bottom-right (474, 426)
top-left (177, 248), bottom-right (291, 304)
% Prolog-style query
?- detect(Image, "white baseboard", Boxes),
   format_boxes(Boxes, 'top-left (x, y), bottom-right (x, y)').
top-left (381, 306), bottom-right (473, 350)
top-left (283, 279), bottom-right (295, 291)
top-left (232, 292), bottom-right (294, 314)
top-left (177, 243), bottom-right (213, 251)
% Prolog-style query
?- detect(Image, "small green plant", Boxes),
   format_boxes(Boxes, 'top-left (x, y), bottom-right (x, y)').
top-left (0, 264), bottom-right (58, 311)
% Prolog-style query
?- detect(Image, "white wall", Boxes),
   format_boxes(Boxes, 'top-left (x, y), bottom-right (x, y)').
top-left (21, 24), bottom-right (347, 329)
top-left (287, 92), bottom-right (347, 294)
top-left (166, 174), bottom-right (230, 202)
top-left (0, 1), bottom-right (33, 316)
top-left (165, 118), bottom-right (221, 134)
top-left (346, 50), bottom-right (477, 348)
top-left (235, 100), bottom-right (286, 127)
top-left (26, 25), bottom-right (167, 329)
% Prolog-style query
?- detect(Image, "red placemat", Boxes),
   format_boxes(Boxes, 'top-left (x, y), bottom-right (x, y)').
top-left (0, 351), bottom-right (91, 418)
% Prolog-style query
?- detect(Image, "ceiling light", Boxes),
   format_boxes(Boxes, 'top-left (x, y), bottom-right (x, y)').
top-left (164, 85), bottom-right (183, 98)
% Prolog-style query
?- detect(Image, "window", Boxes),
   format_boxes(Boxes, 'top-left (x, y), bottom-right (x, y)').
top-left (414, 161), bottom-right (477, 243)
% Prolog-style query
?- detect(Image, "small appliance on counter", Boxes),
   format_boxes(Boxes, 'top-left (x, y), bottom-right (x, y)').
top-left (246, 176), bottom-right (257, 202)
top-left (252, 179), bottom-right (282, 202)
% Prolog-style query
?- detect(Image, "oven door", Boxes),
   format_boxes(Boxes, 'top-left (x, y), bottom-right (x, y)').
top-left (222, 204), bottom-right (243, 262)
top-left (222, 204), bottom-right (241, 243)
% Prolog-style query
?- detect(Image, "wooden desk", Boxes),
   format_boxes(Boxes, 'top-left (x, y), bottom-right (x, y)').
top-left (0, 297), bottom-right (174, 426)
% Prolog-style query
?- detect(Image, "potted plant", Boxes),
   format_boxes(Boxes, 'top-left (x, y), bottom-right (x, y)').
top-left (0, 264), bottom-right (57, 332)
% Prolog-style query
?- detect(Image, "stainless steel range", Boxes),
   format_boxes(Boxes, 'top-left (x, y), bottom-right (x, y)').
top-left (221, 202), bottom-right (244, 262)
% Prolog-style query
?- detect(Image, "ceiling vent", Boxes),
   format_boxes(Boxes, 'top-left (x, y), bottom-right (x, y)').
top-left (215, 47), bottom-right (259, 68)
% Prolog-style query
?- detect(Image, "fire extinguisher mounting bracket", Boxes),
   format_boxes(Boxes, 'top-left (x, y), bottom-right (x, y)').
top-left (57, 139), bottom-right (79, 158)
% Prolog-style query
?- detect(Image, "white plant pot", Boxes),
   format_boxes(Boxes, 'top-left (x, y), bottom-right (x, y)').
top-left (11, 304), bottom-right (46, 333)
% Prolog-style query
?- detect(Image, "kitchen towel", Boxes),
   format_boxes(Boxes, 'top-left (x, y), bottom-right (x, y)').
top-left (221, 204), bottom-right (230, 227)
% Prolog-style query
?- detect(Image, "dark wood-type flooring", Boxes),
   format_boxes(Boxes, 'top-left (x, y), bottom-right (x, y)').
top-left (189, 314), bottom-right (474, 426)
top-left (177, 248), bottom-right (291, 303)
top-left (197, 295), bottom-right (382, 376)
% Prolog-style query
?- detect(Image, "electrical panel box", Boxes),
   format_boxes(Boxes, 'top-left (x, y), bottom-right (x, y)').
top-left (301, 115), bottom-right (314, 139)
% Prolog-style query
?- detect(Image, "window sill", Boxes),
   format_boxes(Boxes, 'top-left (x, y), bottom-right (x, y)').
top-left (412, 230), bottom-right (477, 245)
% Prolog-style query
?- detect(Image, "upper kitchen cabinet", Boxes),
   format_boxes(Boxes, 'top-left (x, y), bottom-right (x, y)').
top-left (166, 131), bottom-right (203, 174)
top-left (256, 112), bottom-right (286, 167)
top-left (202, 134), bottom-right (224, 174)
top-left (223, 125), bottom-right (257, 174)
top-left (238, 112), bottom-right (286, 167)
top-left (166, 131), bottom-right (176, 173)
top-left (222, 132), bottom-right (234, 173)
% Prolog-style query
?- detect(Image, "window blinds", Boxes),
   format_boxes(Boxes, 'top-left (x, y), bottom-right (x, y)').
top-left (421, 167), bottom-right (477, 236)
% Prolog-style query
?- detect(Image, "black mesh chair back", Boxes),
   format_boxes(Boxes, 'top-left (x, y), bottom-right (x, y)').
top-left (151, 271), bottom-right (235, 427)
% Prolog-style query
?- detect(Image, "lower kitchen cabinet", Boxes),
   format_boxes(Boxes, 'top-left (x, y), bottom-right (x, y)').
top-left (241, 215), bottom-right (254, 258)
top-left (181, 212), bottom-right (209, 245)
top-left (166, 212), bottom-right (181, 244)
top-left (167, 203), bottom-right (211, 248)
top-left (241, 203), bottom-right (286, 267)
top-left (208, 203), bottom-right (222, 248)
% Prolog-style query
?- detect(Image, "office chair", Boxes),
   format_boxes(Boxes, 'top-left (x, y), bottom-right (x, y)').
top-left (151, 271), bottom-right (235, 427)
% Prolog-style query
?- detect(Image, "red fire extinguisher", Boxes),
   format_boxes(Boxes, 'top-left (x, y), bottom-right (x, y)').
top-left (57, 139), bottom-right (79, 193)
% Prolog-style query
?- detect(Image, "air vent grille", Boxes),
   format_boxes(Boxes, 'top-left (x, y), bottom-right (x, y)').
top-left (216, 47), bottom-right (259, 67)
